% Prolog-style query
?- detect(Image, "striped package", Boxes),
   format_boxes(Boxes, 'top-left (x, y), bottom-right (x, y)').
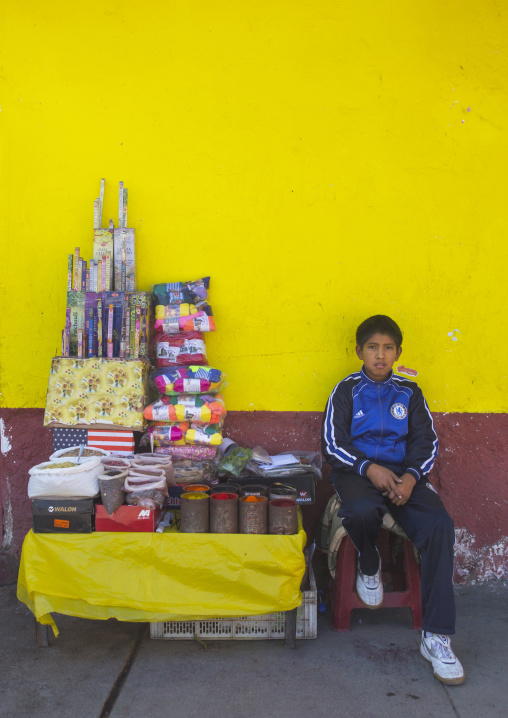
top-left (87, 430), bottom-right (135, 455)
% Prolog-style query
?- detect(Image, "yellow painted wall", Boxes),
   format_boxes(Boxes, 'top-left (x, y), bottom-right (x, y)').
top-left (1, 1), bottom-right (507, 413)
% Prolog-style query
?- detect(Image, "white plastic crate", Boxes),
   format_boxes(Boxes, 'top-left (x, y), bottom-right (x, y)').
top-left (150, 566), bottom-right (317, 640)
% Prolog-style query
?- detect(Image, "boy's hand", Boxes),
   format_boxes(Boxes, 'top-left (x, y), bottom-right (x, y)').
top-left (389, 473), bottom-right (417, 506)
top-left (366, 464), bottom-right (403, 501)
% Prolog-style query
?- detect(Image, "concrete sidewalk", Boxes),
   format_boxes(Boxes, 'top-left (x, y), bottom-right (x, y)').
top-left (1, 582), bottom-right (506, 718)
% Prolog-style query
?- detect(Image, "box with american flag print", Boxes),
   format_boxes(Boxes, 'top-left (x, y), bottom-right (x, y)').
top-left (88, 430), bottom-right (135, 455)
top-left (53, 428), bottom-right (135, 456)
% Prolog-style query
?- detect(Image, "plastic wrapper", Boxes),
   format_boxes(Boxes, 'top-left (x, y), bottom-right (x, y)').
top-left (154, 310), bottom-right (216, 334)
top-left (128, 467), bottom-right (167, 481)
top-left (144, 394), bottom-right (226, 424)
top-left (149, 423), bottom-right (222, 447)
top-left (141, 423), bottom-right (189, 447)
top-left (172, 459), bottom-right (217, 483)
top-left (150, 366), bottom-right (225, 395)
top-left (102, 457), bottom-right (131, 470)
top-left (154, 331), bottom-right (207, 367)
top-left (28, 458), bottom-right (102, 499)
top-left (247, 451), bottom-right (323, 479)
top-left (185, 425), bottom-right (222, 446)
top-left (153, 277), bottom-right (210, 306)
top-left (130, 457), bottom-right (175, 484)
top-left (100, 467), bottom-right (128, 478)
top-left (123, 471), bottom-right (168, 510)
top-left (155, 301), bottom-right (213, 321)
top-left (50, 446), bottom-right (110, 460)
top-left (18, 518), bottom-right (305, 635)
top-left (99, 472), bottom-right (127, 515)
top-left (125, 490), bottom-right (166, 510)
top-left (124, 472), bottom-right (167, 492)
top-left (217, 447), bottom-right (253, 478)
top-left (154, 445), bottom-right (217, 460)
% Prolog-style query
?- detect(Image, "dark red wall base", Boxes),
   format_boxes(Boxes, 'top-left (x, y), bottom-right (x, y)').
top-left (1, 408), bottom-right (507, 585)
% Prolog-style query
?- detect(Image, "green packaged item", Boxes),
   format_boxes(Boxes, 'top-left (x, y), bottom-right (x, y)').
top-left (217, 447), bottom-right (252, 477)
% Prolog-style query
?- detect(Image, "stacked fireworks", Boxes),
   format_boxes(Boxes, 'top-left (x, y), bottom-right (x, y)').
top-left (143, 278), bottom-right (227, 461)
top-left (61, 180), bottom-right (147, 359)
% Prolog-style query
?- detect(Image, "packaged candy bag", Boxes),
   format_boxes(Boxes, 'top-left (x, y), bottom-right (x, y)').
top-left (185, 425), bottom-right (222, 446)
top-left (154, 445), bottom-right (218, 460)
top-left (150, 366), bottom-right (225, 395)
top-left (150, 423), bottom-right (222, 447)
top-left (155, 303), bottom-right (198, 320)
top-left (144, 394), bottom-right (226, 424)
top-left (154, 331), bottom-right (207, 367)
top-left (154, 310), bottom-right (216, 334)
top-left (153, 277), bottom-right (210, 306)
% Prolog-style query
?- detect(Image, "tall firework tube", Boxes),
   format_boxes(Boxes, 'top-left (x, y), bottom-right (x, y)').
top-left (74, 247), bottom-right (80, 290)
top-left (134, 305), bottom-right (141, 359)
top-left (67, 254), bottom-right (73, 291)
top-left (97, 299), bottom-right (103, 357)
top-left (107, 304), bottom-right (114, 358)
top-left (121, 231), bottom-right (127, 291)
top-left (64, 308), bottom-right (71, 357)
top-left (88, 306), bottom-right (94, 357)
top-left (118, 181), bottom-right (124, 228)
top-left (105, 252), bottom-right (111, 291)
top-left (123, 298), bottom-right (130, 358)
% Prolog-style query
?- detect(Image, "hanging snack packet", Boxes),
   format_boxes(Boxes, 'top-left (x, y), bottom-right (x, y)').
top-left (150, 366), bottom-right (225, 395)
top-left (154, 331), bottom-right (207, 367)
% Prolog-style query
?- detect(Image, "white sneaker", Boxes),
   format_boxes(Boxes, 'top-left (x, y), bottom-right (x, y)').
top-left (420, 633), bottom-right (465, 685)
top-left (356, 562), bottom-right (383, 608)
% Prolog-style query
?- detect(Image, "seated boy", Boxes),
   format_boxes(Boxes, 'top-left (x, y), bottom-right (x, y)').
top-left (321, 315), bottom-right (464, 685)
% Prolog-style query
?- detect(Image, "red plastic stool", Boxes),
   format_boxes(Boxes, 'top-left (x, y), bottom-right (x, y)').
top-left (331, 533), bottom-right (422, 632)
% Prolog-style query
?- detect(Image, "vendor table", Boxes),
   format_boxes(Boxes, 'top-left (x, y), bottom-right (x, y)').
top-left (17, 522), bottom-right (307, 645)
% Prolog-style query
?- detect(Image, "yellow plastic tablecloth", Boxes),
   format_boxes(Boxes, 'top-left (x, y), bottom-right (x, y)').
top-left (17, 522), bottom-right (306, 636)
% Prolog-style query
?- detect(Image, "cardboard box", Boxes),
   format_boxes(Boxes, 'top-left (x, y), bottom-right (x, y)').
top-left (233, 473), bottom-right (316, 505)
top-left (95, 504), bottom-right (162, 532)
top-left (44, 357), bottom-right (149, 430)
top-left (32, 498), bottom-right (95, 533)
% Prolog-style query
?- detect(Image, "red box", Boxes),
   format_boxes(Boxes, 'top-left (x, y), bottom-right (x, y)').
top-left (95, 504), bottom-right (162, 532)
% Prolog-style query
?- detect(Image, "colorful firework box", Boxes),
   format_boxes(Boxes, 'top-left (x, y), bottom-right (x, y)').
top-left (93, 229), bottom-right (114, 289)
top-left (65, 291), bottom-right (152, 359)
top-left (113, 228), bottom-right (136, 292)
top-left (44, 357), bottom-right (150, 430)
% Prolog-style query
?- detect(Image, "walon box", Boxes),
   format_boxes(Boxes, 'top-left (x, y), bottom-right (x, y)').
top-left (32, 498), bottom-right (95, 534)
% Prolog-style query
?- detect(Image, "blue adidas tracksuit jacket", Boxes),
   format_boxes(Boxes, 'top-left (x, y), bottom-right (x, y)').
top-left (322, 367), bottom-right (456, 634)
top-left (322, 367), bottom-right (438, 480)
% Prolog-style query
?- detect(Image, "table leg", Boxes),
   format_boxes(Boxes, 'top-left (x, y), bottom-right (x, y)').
top-left (284, 608), bottom-right (297, 649)
top-left (35, 620), bottom-right (49, 648)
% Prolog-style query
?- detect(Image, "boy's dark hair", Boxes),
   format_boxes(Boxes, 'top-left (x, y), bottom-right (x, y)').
top-left (356, 315), bottom-right (403, 349)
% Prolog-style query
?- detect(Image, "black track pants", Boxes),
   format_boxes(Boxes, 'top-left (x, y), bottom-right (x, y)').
top-left (332, 472), bottom-right (456, 635)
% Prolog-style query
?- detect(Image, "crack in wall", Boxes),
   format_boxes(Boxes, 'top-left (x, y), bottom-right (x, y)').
top-left (454, 528), bottom-right (508, 583)
top-left (1, 477), bottom-right (13, 550)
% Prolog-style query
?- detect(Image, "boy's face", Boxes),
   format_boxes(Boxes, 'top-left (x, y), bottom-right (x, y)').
top-left (356, 332), bottom-right (402, 382)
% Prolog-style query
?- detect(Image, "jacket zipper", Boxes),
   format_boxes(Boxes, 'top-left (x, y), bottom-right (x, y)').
top-left (374, 384), bottom-right (384, 460)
